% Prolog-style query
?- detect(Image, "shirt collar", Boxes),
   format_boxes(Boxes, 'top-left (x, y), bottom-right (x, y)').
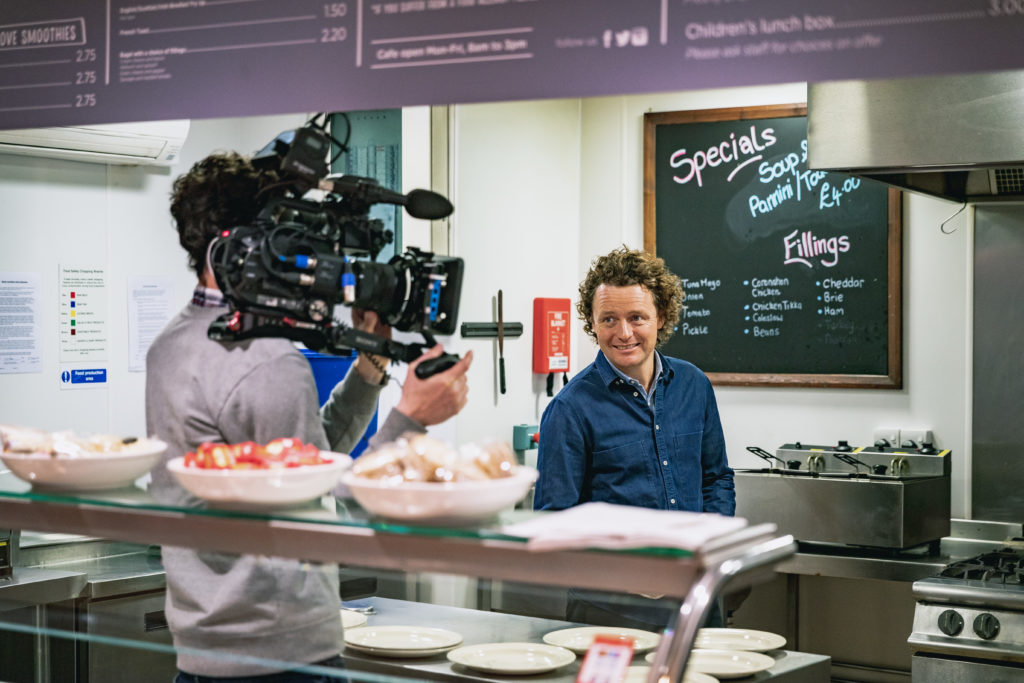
top-left (191, 284), bottom-right (227, 309)
top-left (595, 350), bottom-right (668, 390)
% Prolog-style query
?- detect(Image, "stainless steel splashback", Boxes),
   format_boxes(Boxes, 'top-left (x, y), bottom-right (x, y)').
top-left (807, 70), bottom-right (1024, 203)
top-left (973, 205), bottom-right (1024, 521)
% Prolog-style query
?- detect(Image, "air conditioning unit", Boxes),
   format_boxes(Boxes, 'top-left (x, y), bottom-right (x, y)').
top-left (0, 119), bottom-right (190, 166)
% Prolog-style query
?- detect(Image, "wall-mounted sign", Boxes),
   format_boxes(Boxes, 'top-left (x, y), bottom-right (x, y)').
top-left (0, 272), bottom-right (41, 374)
top-left (58, 264), bottom-right (108, 363)
top-left (644, 104), bottom-right (901, 388)
top-left (0, 1), bottom-right (1021, 130)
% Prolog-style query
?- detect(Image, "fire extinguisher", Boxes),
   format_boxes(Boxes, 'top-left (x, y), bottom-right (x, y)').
top-left (533, 298), bottom-right (571, 396)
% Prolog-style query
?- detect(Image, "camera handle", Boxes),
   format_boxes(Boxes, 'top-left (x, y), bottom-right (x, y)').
top-left (208, 312), bottom-right (461, 378)
top-left (329, 327), bottom-right (460, 379)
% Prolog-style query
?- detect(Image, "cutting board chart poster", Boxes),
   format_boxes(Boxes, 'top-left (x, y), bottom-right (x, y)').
top-left (643, 104), bottom-right (901, 389)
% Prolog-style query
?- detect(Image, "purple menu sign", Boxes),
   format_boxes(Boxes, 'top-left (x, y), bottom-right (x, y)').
top-left (1, 0), bottom-right (1023, 129)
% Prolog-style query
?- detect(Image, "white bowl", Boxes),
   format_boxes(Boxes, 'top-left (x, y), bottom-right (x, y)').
top-left (341, 466), bottom-right (538, 524)
top-left (166, 452), bottom-right (352, 507)
top-left (0, 439), bottom-right (167, 491)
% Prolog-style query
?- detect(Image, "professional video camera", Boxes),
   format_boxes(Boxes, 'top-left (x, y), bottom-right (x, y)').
top-left (206, 115), bottom-right (464, 378)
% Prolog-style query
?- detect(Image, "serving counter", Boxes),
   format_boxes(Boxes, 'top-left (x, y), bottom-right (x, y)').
top-left (0, 472), bottom-right (797, 683)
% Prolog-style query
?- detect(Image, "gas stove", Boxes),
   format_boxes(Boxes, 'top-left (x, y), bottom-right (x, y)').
top-left (940, 549), bottom-right (1024, 585)
top-left (910, 547), bottom-right (1024, 681)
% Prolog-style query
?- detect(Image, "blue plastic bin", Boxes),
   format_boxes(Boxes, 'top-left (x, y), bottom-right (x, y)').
top-left (300, 349), bottom-right (377, 457)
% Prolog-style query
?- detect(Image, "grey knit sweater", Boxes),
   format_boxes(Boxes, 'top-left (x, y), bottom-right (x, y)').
top-left (146, 302), bottom-right (420, 676)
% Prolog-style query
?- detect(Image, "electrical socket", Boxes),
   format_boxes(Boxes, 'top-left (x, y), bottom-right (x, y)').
top-left (901, 429), bottom-right (934, 448)
top-left (873, 428), bottom-right (900, 448)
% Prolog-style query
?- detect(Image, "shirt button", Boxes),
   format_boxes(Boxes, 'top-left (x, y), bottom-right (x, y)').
top-left (670, 499), bottom-right (676, 504)
top-left (633, 391), bottom-right (639, 397)
top-left (655, 424), bottom-right (660, 430)
top-left (662, 460), bottom-right (668, 466)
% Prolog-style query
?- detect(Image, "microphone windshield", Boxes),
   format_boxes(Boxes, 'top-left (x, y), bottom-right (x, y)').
top-left (405, 189), bottom-right (454, 220)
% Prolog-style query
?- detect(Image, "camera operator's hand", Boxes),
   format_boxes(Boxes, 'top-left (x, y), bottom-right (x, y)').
top-left (351, 309), bottom-right (392, 385)
top-left (396, 345), bottom-right (474, 426)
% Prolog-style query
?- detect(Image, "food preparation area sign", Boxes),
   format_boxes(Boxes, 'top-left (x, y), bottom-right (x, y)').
top-left (0, 1), bottom-right (1022, 130)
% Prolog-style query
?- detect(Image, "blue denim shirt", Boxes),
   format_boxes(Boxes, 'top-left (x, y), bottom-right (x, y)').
top-left (534, 350), bottom-right (735, 515)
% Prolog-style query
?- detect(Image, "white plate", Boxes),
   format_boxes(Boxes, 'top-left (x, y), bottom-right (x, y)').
top-left (627, 666), bottom-right (717, 683)
top-left (0, 439), bottom-right (166, 491)
top-left (637, 660), bottom-right (719, 683)
top-left (543, 626), bottom-right (661, 654)
top-left (695, 628), bottom-right (786, 652)
top-left (687, 649), bottom-right (775, 679)
top-left (342, 466), bottom-right (538, 524)
top-left (340, 609), bottom-right (368, 629)
top-left (344, 626), bottom-right (462, 658)
top-left (447, 642), bottom-right (575, 675)
top-left (166, 453), bottom-right (351, 507)
top-left (685, 672), bottom-right (720, 683)
top-left (623, 665), bottom-right (651, 683)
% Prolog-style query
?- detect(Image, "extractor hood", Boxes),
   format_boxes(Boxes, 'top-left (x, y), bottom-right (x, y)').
top-left (807, 70), bottom-right (1024, 203)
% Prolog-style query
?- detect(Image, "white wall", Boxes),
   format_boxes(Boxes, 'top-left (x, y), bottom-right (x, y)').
top-left (448, 99), bottom-right (583, 446)
top-left (0, 113), bottom-right (308, 438)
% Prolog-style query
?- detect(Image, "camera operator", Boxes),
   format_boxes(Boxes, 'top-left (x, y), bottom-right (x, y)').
top-left (145, 151), bottom-right (473, 682)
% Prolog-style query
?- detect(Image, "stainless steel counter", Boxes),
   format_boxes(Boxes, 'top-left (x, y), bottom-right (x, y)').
top-left (0, 567), bottom-right (87, 608)
top-left (775, 519), bottom-right (1024, 583)
top-left (342, 597), bottom-right (829, 683)
top-left (19, 536), bottom-right (164, 595)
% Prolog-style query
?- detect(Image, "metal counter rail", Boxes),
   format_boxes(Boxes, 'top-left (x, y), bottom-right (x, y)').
top-left (651, 534), bottom-right (797, 683)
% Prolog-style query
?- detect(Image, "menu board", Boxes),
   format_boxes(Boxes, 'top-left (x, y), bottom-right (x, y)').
top-left (1, 2), bottom-right (1023, 130)
top-left (643, 104), bottom-right (901, 388)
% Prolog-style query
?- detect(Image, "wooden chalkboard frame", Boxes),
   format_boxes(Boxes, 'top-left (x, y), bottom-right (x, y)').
top-left (643, 104), bottom-right (902, 389)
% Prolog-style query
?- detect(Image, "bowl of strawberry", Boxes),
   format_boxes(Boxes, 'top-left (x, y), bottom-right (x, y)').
top-left (167, 438), bottom-right (352, 507)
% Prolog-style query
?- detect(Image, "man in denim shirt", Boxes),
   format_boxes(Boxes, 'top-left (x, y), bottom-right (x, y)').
top-left (534, 246), bottom-right (734, 630)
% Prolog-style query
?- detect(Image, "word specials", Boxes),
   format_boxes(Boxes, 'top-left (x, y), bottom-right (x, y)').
top-left (666, 124), bottom-right (866, 220)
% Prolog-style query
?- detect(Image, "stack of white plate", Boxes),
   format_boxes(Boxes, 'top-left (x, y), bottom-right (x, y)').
top-left (644, 627), bottom-right (783, 679)
top-left (542, 626), bottom-right (661, 655)
top-left (626, 665), bottom-right (719, 683)
top-left (694, 627), bottom-right (786, 653)
top-left (344, 626), bottom-right (462, 658)
top-left (447, 642), bottom-right (576, 675)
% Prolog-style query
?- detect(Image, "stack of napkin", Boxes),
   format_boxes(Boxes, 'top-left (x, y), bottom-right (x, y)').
top-left (501, 502), bottom-right (749, 552)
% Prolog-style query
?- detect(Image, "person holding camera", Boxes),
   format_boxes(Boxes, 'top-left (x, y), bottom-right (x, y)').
top-left (146, 151), bottom-right (473, 682)
top-left (533, 246), bottom-right (734, 631)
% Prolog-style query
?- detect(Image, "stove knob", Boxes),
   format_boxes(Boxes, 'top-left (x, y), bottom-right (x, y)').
top-left (937, 609), bottom-right (964, 636)
top-left (836, 440), bottom-right (852, 452)
top-left (973, 613), bottom-right (1000, 640)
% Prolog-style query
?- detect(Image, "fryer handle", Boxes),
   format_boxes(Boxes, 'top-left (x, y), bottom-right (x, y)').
top-left (746, 445), bottom-right (786, 468)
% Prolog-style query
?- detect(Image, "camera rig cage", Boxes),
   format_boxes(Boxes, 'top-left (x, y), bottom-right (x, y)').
top-left (206, 115), bottom-right (464, 376)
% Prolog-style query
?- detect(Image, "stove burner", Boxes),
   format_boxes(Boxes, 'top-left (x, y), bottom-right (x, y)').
top-left (940, 548), bottom-right (1024, 585)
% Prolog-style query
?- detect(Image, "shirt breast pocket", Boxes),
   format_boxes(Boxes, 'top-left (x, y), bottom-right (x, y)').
top-left (591, 440), bottom-right (660, 508)
top-left (672, 431), bottom-right (703, 510)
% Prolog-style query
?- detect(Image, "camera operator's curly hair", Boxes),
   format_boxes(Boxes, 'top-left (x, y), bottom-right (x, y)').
top-left (170, 152), bottom-right (278, 278)
top-left (577, 246), bottom-right (685, 347)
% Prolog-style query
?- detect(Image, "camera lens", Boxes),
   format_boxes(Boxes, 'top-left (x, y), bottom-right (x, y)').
top-left (350, 261), bottom-right (409, 328)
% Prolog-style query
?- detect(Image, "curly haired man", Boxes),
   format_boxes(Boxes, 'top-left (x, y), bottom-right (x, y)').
top-left (534, 246), bottom-right (734, 630)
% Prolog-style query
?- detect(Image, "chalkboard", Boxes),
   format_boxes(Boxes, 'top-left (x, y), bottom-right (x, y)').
top-left (643, 104), bottom-right (901, 388)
